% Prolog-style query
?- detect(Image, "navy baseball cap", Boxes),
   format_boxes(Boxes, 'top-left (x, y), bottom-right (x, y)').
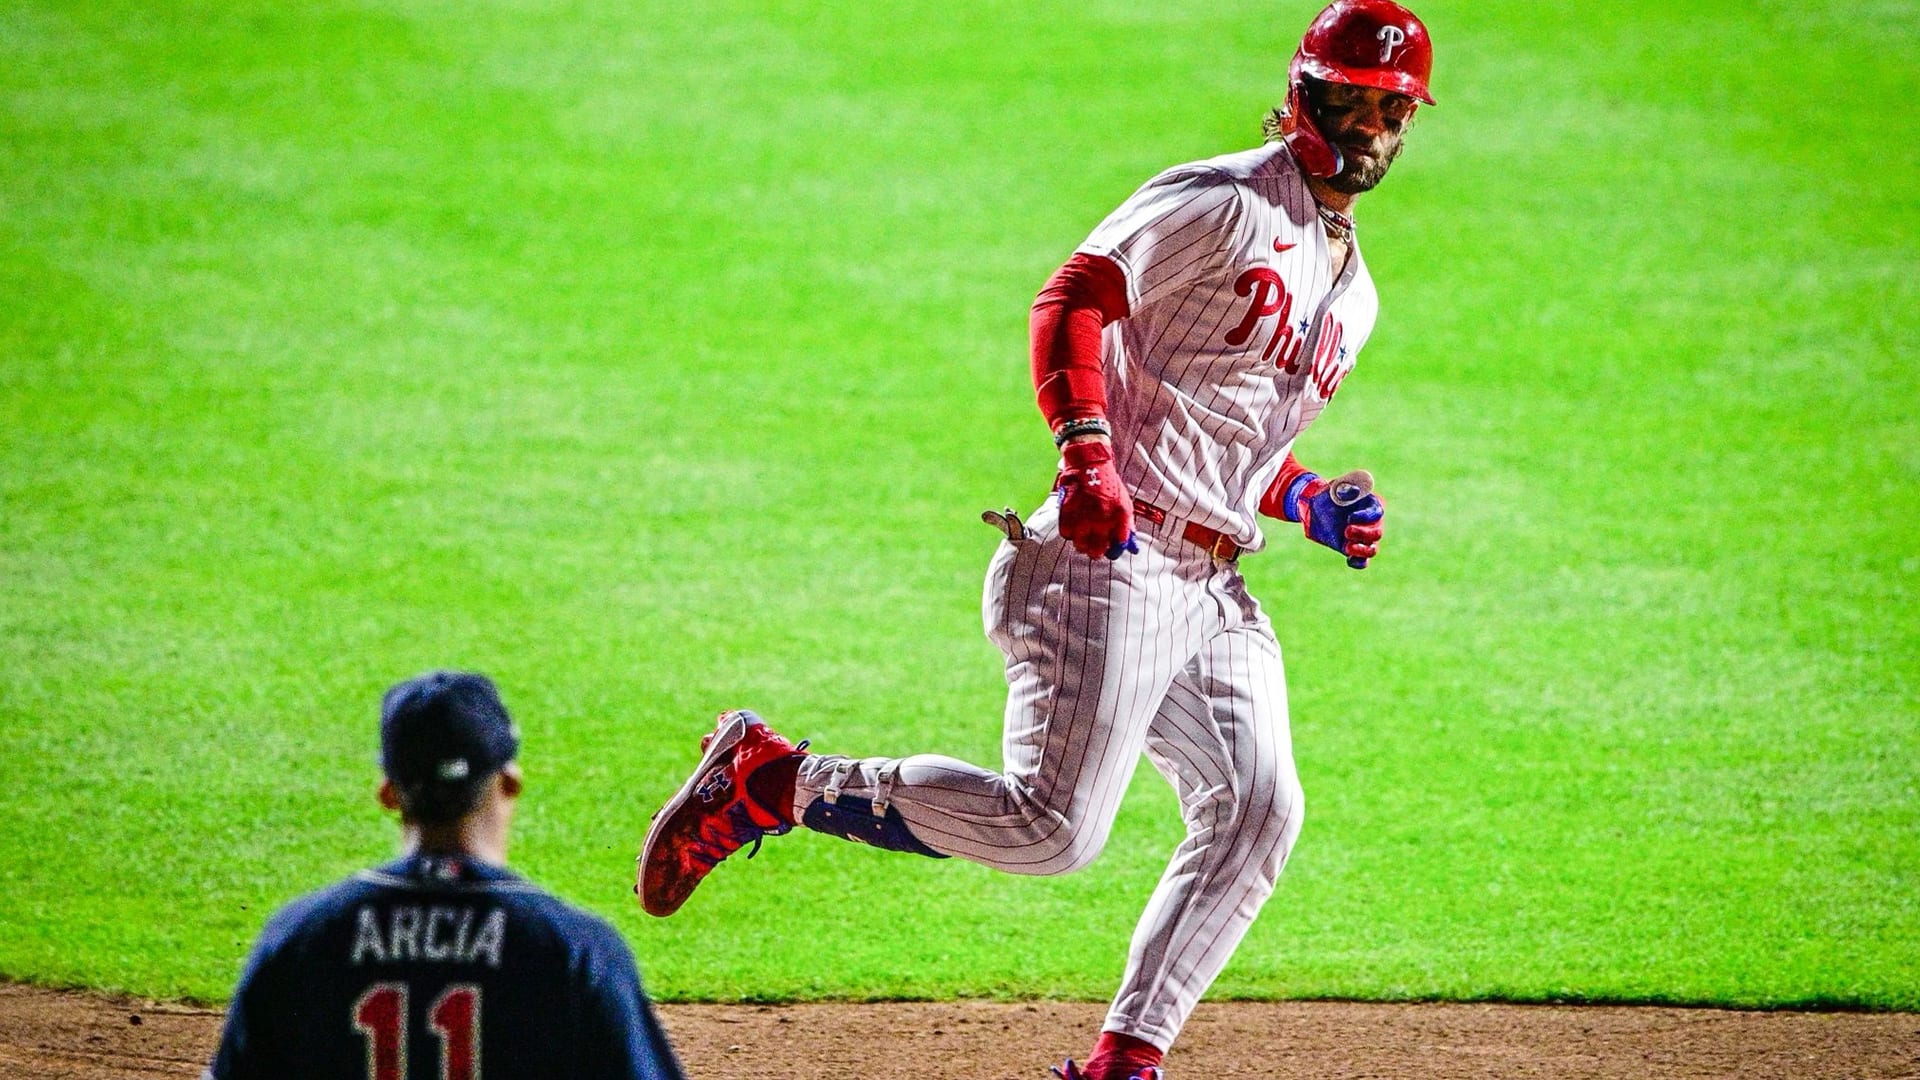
top-left (380, 671), bottom-right (521, 790)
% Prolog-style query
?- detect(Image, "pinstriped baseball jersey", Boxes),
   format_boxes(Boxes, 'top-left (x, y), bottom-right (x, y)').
top-left (777, 139), bottom-right (1375, 1060)
top-left (1077, 142), bottom-right (1377, 550)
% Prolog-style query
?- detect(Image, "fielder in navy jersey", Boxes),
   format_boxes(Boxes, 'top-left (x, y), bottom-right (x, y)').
top-left (207, 672), bottom-right (685, 1080)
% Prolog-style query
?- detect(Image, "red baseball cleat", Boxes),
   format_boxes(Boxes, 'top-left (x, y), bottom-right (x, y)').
top-left (637, 709), bottom-right (806, 917)
top-left (1052, 1062), bottom-right (1163, 1080)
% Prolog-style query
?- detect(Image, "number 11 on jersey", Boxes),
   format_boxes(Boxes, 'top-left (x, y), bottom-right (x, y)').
top-left (353, 982), bottom-right (481, 1080)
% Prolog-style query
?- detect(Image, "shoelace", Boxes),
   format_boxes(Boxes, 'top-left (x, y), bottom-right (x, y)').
top-left (687, 803), bottom-right (783, 867)
top-left (686, 739), bottom-right (809, 867)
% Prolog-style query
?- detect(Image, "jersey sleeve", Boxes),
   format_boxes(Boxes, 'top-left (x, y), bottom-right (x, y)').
top-left (1076, 167), bottom-right (1246, 314)
top-left (577, 925), bottom-right (687, 1080)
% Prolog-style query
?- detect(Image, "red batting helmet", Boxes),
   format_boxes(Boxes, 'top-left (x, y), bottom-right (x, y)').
top-left (1280, 0), bottom-right (1435, 178)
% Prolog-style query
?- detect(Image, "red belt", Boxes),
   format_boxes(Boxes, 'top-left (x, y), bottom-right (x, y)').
top-left (1133, 499), bottom-right (1243, 560)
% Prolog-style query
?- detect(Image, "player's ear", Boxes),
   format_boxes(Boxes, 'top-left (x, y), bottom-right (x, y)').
top-left (498, 762), bottom-right (524, 800)
top-left (377, 778), bottom-right (402, 812)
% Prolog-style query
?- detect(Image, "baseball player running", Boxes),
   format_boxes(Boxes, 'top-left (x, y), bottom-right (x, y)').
top-left (639, 3), bottom-right (1433, 1077)
top-left (209, 672), bottom-right (686, 1080)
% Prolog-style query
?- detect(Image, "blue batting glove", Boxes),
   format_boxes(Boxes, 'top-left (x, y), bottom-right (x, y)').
top-left (1293, 475), bottom-right (1385, 569)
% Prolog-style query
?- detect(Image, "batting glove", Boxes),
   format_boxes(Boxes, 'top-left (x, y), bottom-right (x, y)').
top-left (1274, 472), bottom-right (1385, 568)
top-left (1055, 440), bottom-right (1138, 561)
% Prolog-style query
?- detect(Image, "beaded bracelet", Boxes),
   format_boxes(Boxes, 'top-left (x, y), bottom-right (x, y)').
top-left (1053, 417), bottom-right (1112, 447)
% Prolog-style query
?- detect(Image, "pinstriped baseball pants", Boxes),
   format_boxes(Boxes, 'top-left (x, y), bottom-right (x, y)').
top-left (791, 499), bottom-right (1305, 1050)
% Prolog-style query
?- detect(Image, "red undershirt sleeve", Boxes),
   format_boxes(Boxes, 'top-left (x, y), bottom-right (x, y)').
top-left (1030, 252), bottom-right (1130, 433)
top-left (1258, 452), bottom-right (1314, 520)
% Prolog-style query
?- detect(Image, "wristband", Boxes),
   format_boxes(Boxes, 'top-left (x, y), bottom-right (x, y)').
top-left (1281, 472), bottom-right (1318, 523)
top-left (1053, 417), bottom-right (1112, 447)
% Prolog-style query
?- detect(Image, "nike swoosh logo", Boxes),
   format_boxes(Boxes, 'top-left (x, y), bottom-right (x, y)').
top-left (1274, 239), bottom-right (1296, 252)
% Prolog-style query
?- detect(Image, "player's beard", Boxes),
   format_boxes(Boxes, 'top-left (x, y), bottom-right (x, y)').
top-left (1322, 128), bottom-right (1403, 194)
top-left (1258, 104), bottom-right (1407, 194)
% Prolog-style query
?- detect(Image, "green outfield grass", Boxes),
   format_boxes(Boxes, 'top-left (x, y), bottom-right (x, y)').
top-left (2, 0), bottom-right (1915, 1008)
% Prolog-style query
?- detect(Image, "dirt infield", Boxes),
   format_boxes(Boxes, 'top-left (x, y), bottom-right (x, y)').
top-left (4, 982), bottom-right (1916, 1079)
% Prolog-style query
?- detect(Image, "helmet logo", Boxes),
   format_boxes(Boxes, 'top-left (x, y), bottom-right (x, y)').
top-left (1376, 25), bottom-right (1408, 63)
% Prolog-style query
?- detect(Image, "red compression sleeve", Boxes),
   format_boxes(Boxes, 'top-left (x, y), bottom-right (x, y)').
top-left (1258, 452), bottom-right (1315, 519)
top-left (1031, 253), bottom-right (1129, 431)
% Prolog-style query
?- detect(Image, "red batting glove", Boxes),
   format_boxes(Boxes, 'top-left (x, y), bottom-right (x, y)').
top-left (1055, 440), bottom-right (1137, 560)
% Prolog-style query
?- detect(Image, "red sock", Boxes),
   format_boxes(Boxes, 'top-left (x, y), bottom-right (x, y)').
top-left (745, 754), bottom-right (803, 826)
top-left (1085, 1030), bottom-right (1162, 1078)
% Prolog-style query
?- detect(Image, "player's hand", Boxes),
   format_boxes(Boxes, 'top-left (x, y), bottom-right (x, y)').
top-left (1055, 439), bottom-right (1138, 561)
top-left (1297, 476), bottom-right (1384, 567)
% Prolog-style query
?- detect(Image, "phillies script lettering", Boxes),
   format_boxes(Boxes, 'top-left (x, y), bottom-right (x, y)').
top-left (1226, 267), bottom-right (1350, 398)
top-left (1226, 267), bottom-right (1305, 373)
top-left (1308, 318), bottom-right (1346, 399)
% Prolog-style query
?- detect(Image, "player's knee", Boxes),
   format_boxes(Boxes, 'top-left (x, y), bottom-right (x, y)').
top-left (996, 794), bottom-right (1115, 876)
top-left (1248, 773), bottom-right (1304, 886)
top-left (1050, 822), bottom-right (1112, 875)
top-left (1018, 831), bottom-right (1107, 877)
top-left (1277, 778), bottom-right (1305, 838)
top-left (1263, 761), bottom-right (1304, 827)
top-left (1206, 765), bottom-right (1303, 876)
